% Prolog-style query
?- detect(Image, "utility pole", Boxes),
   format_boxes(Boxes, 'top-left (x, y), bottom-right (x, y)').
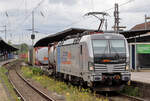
top-left (4, 25), bottom-right (6, 41)
top-left (0, 25), bottom-right (7, 42)
top-left (31, 11), bottom-right (35, 66)
top-left (105, 19), bottom-right (108, 31)
top-left (145, 14), bottom-right (150, 30)
top-left (31, 11), bottom-right (35, 47)
top-left (113, 3), bottom-right (126, 33)
top-left (114, 3), bottom-right (119, 32)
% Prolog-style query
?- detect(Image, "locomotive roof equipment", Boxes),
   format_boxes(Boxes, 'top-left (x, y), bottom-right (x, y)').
top-left (84, 12), bottom-right (109, 31)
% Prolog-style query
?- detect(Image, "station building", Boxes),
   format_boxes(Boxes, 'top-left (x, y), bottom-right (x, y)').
top-left (126, 22), bottom-right (150, 70)
top-left (0, 37), bottom-right (18, 61)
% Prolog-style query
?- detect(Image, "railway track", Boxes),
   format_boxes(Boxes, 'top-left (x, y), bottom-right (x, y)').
top-left (8, 64), bottom-right (55, 101)
top-left (97, 91), bottom-right (145, 101)
top-left (109, 93), bottom-right (145, 101)
top-left (6, 61), bottom-right (145, 101)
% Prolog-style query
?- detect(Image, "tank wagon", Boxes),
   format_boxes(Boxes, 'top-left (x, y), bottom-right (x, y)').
top-left (48, 31), bottom-right (130, 91)
top-left (36, 47), bottom-right (48, 65)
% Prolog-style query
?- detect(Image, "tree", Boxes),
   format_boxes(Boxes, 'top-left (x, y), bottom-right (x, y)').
top-left (8, 40), bottom-right (12, 45)
top-left (20, 43), bottom-right (29, 53)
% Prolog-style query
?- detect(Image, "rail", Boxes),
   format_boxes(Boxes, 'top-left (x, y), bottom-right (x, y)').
top-left (8, 68), bottom-right (56, 101)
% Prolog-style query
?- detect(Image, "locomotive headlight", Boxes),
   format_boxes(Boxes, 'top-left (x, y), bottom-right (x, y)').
top-left (88, 62), bottom-right (95, 71)
top-left (89, 66), bottom-right (94, 71)
top-left (125, 63), bottom-right (130, 71)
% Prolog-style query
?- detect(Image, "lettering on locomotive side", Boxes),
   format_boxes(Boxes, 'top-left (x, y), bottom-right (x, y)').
top-left (61, 51), bottom-right (72, 64)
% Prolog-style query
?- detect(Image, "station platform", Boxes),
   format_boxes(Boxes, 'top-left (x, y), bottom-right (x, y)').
top-left (131, 71), bottom-right (150, 84)
top-left (0, 59), bottom-right (16, 67)
top-left (0, 82), bottom-right (9, 101)
top-left (0, 59), bottom-right (16, 101)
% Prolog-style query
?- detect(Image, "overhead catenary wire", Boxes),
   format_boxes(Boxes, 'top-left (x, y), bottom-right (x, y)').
top-left (79, 0), bottom-right (134, 31)
top-left (0, 0), bottom-right (28, 42)
top-left (12, 0), bottom-right (45, 33)
top-left (104, 0), bottom-right (134, 12)
top-left (22, 0), bottom-right (45, 23)
top-left (90, 0), bottom-right (94, 12)
top-left (2, 0), bottom-right (45, 44)
top-left (9, 0), bottom-right (135, 39)
top-left (62, 0), bottom-right (134, 30)
top-left (13, 0), bottom-right (133, 32)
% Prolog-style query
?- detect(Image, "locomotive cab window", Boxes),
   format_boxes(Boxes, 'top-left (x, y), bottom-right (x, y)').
top-left (92, 40), bottom-right (109, 54)
top-left (110, 40), bottom-right (126, 53)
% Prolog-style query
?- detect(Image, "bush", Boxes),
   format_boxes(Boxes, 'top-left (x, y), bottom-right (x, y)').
top-left (121, 86), bottom-right (140, 97)
top-left (0, 67), bottom-right (19, 101)
top-left (21, 66), bottom-right (108, 101)
top-left (32, 68), bottom-right (44, 76)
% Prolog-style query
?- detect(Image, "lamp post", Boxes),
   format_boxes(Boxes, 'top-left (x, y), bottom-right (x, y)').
top-left (31, 11), bottom-right (35, 47)
top-left (31, 11), bottom-right (35, 66)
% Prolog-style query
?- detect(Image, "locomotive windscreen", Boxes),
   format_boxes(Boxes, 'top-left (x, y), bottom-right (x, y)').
top-left (92, 40), bottom-right (109, 54)
top-left (92, 39), bottom-right (126, 64)
top-left (109, 40), bottom-right (125, 53)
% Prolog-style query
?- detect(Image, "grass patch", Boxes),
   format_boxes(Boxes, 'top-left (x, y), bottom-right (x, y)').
top-left (0, 67), bottom-right (20, 101)
top-left (21, 66), bottom-right (108, 101)
top-left (120, 85), bottom-right (141, 97)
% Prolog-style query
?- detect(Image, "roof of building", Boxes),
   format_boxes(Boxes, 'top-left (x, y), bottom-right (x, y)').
top-left (119, 29), bottom-right (150, 38)
top-left (131, 22), bottom-right (150, 30)
top-left (34, 28), bottom-right (102, 47)
top-left (0, 37), bottom-right (18, 52)
top-left (34, 28), bottom-right (150, 47)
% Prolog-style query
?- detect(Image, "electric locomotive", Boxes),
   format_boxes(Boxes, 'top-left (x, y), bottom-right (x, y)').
top-left (48, 32), bottom-right (130, 91)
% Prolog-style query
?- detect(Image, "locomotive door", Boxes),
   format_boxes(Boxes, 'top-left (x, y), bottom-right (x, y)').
top-left (79, 44), bottom-right (83, 72)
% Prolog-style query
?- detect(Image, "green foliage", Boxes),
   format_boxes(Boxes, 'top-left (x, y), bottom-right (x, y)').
top-left (0, 67), bottom-right (20, 101)
top-left (32, 68), bottom-right (44, 76)
top-left (8, 40), bottom-right (12, 45)
top-left (13, 43), bottom-right (29, 54)
top-left (20, 43), bottom-right (29, 53)
top-left (24, 58), bottom-right (28, 63)
top-left (21, 66), bottom-right (33, 78)
top-left (121, 86), bottom-right (140, 97)
top-left (21, 66), bottom-right (108, 101)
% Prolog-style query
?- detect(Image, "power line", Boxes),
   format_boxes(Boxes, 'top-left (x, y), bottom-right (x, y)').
top-left (104, 0), bottom-right (134, 12)
top-left (10, 0), bottom-right (134, 37)
top-left (20, 0), bottom-right (45, 25)
top-left (90, 0), bottom-right (94, 12)
top-left (12, 0), bottom-right (45, 33)
top-left (63, 0), bottom-right (134, 29)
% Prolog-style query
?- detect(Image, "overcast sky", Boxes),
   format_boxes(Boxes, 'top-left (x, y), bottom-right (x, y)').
top-left (0, 0), bottom-right (149, 45)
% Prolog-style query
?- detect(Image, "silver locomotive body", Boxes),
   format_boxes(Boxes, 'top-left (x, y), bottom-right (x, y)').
top-left (53, 33), bottom-right (130, 91)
